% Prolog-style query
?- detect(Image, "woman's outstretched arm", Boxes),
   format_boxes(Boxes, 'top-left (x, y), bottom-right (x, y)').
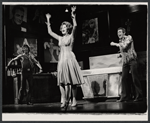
top-left (71, 6), bottom-right (77, 38)
top-left (45, 13), bottom-right (60, 40)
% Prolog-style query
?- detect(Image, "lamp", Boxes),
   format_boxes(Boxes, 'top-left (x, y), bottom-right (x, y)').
top-left (65, 5), bottom-right (70, 12)
top-left (65, 8), bottom-right (69, 12)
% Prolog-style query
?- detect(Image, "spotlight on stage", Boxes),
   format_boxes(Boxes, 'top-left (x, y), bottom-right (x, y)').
top-left (65, 5), bottom-right (71, 13)
top-left (65, 8), bottom-right (69, 12)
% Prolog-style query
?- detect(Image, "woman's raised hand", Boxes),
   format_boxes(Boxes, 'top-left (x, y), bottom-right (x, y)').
top-left (45, 13), bottom-right (51, 25)
top-left (46, 13), bottom-right (51, 19)
top-left (71, 6), bottom-right (76, 18)
top-left (71, 6), bottom-right (76, 12)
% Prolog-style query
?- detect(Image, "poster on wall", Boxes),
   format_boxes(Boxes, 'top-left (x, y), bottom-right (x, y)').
top-left (44, 38), bottom-right (60, 63)
top-left (82, 17), bottom-right (99, 44)
top-left (14, 38), bottom-right (37, 56)
top-left (9, 5), bottom-right (27, 22)
top-left (6, 5), bottom-right (29, 35)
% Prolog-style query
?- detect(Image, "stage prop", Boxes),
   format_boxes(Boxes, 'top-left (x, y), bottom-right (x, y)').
top-left (80, 51), bottom-right (146, 99)
top-left (81, 53), bottom-right (122, 99)
top-left (11, 73), bottom-right (60, 104)
top-left (81, 67), bottom-right (122, 99)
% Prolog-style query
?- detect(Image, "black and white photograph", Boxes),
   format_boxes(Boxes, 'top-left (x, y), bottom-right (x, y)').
top-left (2, 2), bottom-right (148, 121)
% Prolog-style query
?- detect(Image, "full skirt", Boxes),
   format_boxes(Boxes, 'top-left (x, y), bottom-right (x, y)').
top-left (57, 57), bottom-right (84, 85)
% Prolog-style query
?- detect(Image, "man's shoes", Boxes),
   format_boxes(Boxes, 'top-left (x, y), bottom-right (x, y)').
top-left (117, 99), bottom-right (127, 102)
top-left (27, 102), bottom-right (33, 105)
top-left (133, 98), bottom-right (143, 102)
top-left (117, 97), bottom-right (131, 102)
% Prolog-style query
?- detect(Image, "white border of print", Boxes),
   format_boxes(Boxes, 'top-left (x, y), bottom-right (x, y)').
top-left (2, 2), bottom-right (148, 121)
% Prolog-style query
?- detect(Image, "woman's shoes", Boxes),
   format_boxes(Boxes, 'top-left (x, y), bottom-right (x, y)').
top-left (61, 98), bottom-right (71, 108)
top-left (60, 98), bottom-right (77, 108)
top-left (71, 103), bottom-right (77, 107)
top-left (61, 102), bottom-right (66, 108)
top-left (27, 102), bottom-right (33, 105)
top-left (71, 98), bottom-right (77, 107)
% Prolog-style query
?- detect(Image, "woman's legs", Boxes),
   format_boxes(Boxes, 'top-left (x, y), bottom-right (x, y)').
top-left (60, 84), bottom-right (72, 107)
top-left (59, 84), bottom-right (66, 107)
top-left (71, 85), bottom-right (77, 106)
top-left (60, 86), bottom-right (71, 103)
top-left (60, 86), bottom-right (64, 104)
top-left (65, 85), bottom-right (71, 102)
top-left (60, 83), bottom-right (79, 107)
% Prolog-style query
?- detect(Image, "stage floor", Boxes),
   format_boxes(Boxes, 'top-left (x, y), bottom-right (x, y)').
top-left (2, 98), bottom-right (147, 114)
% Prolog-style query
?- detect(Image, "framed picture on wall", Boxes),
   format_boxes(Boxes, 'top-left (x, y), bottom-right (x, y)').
top-left (82, 17), bottom-right (99, 45)
top-left (43, 38), bottom-right (60, 63)
top-left (13, 38), bottom-right (37, 57)
top-left (9, 5), bottom-right (27, 22)
top-left (7, 5), bottom-right (28, 33)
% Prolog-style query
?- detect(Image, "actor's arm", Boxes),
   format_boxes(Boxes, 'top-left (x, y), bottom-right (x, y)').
top-left (110, 42), bottom-right (120, 47)
top-left (30, 55), bottom-right (42, 73)
top-left (7, 54), bottom-right (22, 67)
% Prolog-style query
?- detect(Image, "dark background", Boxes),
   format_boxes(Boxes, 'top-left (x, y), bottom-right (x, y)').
top-left (3, 4), bottom-right (147, 72)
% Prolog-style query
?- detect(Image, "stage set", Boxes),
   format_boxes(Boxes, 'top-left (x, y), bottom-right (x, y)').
top-left (2, 3), bottom-right (147, 118)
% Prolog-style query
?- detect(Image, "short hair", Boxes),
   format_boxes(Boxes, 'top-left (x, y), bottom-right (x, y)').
top-left (12, 6), bottom-right (24, 15)
top-left (117, 27), bottom-right (126, 34)
top-left (60, 21), bottom-right (73, 34)
top-left (22, 44), bottom-right (30, 52)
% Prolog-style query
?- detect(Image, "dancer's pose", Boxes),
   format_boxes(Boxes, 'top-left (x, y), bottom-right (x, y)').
top-left (45, 6), bottom-right (83, 108)
top-left (7, 44), bottom-right (42, 105)
top-left (110, 27), bottom-right (143, 102)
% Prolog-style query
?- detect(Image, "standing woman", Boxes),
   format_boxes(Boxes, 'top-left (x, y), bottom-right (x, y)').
top-left (45, 6), bottom-right (84, 108)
